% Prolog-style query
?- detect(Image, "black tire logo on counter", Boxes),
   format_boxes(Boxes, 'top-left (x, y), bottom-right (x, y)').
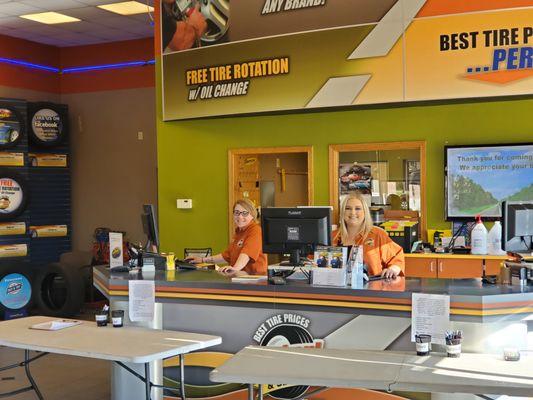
top-left (0, 170), bottom-right (29, 221)
top-left (30, 107), bottom-right (65, 147)
top-left (255, 317), bottom-right (317, 400)
top-left (0, 107), bottom-right (23, 149)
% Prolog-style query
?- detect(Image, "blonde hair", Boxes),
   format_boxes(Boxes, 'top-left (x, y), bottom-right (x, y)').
top-left (234, 198), bottom-right (258, 220)
top-left (337, 192), bottom-right (373, 244)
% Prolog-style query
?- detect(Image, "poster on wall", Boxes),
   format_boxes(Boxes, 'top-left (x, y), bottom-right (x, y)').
top-left (161, 0), bottom-right (533, 120)
top-left (339, 163), bottom-right (371, 195)
top-left (28, 104), bottom-right (67, 147)
top-left (0, 107), bottom-right (22, 149)
top-left (0, 171), bottom-right (28, 220)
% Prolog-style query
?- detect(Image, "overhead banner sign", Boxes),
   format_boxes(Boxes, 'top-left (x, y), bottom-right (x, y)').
top-left (161, 0), bottom-right (533, 120)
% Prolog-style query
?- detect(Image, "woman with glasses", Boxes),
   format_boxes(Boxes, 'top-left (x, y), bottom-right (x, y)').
top-left (187, 199), bottom-right (267, 275)
top-left (333, 193), bottom-right (404, 279)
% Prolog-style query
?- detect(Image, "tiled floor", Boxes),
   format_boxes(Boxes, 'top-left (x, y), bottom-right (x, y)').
top-left (0, 345), bottom-right (110, 399)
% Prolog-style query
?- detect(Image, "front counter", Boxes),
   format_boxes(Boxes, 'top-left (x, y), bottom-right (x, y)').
top-left (93, 266), bottom-right (533, 400)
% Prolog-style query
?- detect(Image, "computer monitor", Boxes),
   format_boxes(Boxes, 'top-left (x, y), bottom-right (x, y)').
top-left (502, 201), bottom-right (533, 253)
top-left (261, 207), bottom-right (331, 266)
top-left (141, 204), bottom-right (159, 252)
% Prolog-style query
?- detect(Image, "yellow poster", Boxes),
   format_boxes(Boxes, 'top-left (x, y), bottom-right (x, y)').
top-left (0, 152), bottom-right (24, 167)
top-left (161, 0), bottom-right (533, 120)
top-left (29, 225), bottom-right (68, 238)
top-left (0, 244), bottom-right (28, 258)
top-left (28, 153), bottom-right (67, 167)
top-left (0, 222), bottom-right (26, 236)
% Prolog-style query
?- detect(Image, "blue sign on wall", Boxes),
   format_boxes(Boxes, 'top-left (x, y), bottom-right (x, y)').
top-left (0, 273), bottom-right (31, 310)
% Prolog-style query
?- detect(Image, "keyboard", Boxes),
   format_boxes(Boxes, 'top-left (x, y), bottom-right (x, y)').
top-left (175, 259), bottom-right (197, 270)
top-left (110, 266), bottom-right (130, 273)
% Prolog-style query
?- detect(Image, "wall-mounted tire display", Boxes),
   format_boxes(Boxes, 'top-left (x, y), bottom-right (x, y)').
top-left (28, 103), bottom-right (67, 148)
top-left (33, 262), bottom-right (84, 317)
top-left (0, 169), bottom-right (29, 221)
top-left (0, 107), bottom-right (23, 149)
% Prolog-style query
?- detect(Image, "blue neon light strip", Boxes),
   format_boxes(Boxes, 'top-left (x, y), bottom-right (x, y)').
top-left (62, 59), bottom-right (155, 73)
top-left (0, 57), bottom-right (60, 73)
top-left (0, 57), bottom-right (155, 74)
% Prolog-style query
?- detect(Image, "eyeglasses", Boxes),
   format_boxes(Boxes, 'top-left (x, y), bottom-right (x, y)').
top-left (233, 210), bottom-right (250, 217)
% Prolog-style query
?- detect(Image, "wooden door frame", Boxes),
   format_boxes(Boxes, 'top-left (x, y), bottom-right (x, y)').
top-left (228, 146), bottom-right (314, 239)
top-left (329, 141), bottom-right (427, 240)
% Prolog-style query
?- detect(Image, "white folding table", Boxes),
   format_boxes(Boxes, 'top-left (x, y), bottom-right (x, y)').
top-left (210, 346), bottom-right (533, 400)
top-left (0, 316), bottom-right (221, 400)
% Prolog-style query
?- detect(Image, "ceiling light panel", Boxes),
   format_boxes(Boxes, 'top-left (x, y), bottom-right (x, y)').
top-left (97, 1), bottom-right (153, 16)
top-left (20, 11), bottom-right (81, 24)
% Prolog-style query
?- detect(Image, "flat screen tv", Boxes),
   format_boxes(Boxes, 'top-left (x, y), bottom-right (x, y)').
top-left (445, 143), bottom-right (533, 220)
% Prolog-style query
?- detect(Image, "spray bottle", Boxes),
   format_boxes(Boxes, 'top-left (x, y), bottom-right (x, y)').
top-left (471, 215), bottom-right (488, 255)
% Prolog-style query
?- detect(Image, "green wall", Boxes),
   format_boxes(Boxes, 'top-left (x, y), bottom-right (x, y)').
top-left (156, 94), bottom-right (533, 255)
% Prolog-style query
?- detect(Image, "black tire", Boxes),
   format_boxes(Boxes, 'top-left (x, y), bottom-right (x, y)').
top-left (33, 262), bottom-right (84, 317)
top-left (28, 103), bottom-right (67, 148)
top-left (0, 262), bottom-right (33, 313)
top-left (0, 169), bottom-right (29, 221)
top-left (0, 106), bottom-right (24, 149)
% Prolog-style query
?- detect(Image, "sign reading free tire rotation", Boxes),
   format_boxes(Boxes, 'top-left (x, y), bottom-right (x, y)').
top-left (0, 170), bottom-right (29, 221)
top-left (29, 103), bottom-right (67, 147)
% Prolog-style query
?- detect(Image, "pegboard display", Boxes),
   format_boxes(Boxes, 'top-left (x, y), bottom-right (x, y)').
top-left (0, 98), bottom-right (71, 264)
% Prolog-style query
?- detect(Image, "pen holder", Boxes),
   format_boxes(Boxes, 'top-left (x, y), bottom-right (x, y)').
top-left (446, 338), bottom-right (462, 357)
top-left (111, 310), bottom-right (124, 328)
top-left (95, 311), bottom-right (108, 327)
top-left (415, 334), bottom-right (431, 356)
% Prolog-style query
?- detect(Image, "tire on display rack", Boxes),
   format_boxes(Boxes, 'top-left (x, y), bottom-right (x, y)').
top-left (28, 103), bottom-right (67, 148)
top-left (33, 262), bottom-right (84, 318)
top-left (0, 106), bottom-right (24, 150)
top-left (0, 169), bottom-right (29, 221)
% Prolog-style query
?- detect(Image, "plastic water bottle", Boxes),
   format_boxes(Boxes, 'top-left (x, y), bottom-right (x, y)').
top-left (350, 246), bottom-right (365, 288)
top-left (487, 221), bottom-right (506, 255)
top-left (471, 215), bottom-right (488, 255)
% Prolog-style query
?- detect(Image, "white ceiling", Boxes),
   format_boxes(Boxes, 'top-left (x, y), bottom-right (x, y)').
top-left (0, 0), bottom-right (154, 47)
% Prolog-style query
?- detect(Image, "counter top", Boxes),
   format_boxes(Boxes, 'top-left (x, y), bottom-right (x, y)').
top-left (93, 266), bottom-right (533, 320)
top-left (405, 253), bottom-right (509, 260)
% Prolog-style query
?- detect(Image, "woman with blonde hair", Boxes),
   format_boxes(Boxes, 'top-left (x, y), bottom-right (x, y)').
top-left (333, 192), bottom-right (404, 279)
top-left (187, 199), bottom-right (267, 275)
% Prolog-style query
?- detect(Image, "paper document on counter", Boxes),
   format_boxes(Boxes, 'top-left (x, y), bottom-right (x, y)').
top-left (30, 319), bottom-right (82, 331)
top-left (129, 280), bottom-right (155, 322)
top-left (411, 293), bottom-right (450, 345)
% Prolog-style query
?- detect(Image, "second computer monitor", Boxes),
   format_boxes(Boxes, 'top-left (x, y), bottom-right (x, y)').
top-left (261, 207), bottom-right (331, 266)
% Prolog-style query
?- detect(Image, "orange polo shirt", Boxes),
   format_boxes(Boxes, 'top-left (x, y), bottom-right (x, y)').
top-left (221, 222), bottom-right (267, 275)
top-left (332, 226), bottom-right (405, 276)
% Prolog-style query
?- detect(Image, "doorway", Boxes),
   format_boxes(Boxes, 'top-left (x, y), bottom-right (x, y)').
top-left (228, 146), bottom-right (314, 238)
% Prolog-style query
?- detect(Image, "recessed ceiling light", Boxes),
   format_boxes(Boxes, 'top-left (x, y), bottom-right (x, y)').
top-left (98, 1), bottom-right (154, 15)
top-left (20, 12), bottom-right (80, 25)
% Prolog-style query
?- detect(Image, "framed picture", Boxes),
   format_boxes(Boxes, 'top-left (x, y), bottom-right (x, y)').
top-left (339, 163), bottom-right (372, 195)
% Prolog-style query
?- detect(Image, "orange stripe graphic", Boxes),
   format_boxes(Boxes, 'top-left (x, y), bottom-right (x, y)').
top-left (417, 0), bottom-right (533, 17)
top-left (463, 69), bottom-right (533, 84)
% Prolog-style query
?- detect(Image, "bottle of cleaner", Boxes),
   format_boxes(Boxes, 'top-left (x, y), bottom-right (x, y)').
top-left (487, 221), bottom-right (506, 255)
top-left (471, 215), bottom-right (488, 255)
